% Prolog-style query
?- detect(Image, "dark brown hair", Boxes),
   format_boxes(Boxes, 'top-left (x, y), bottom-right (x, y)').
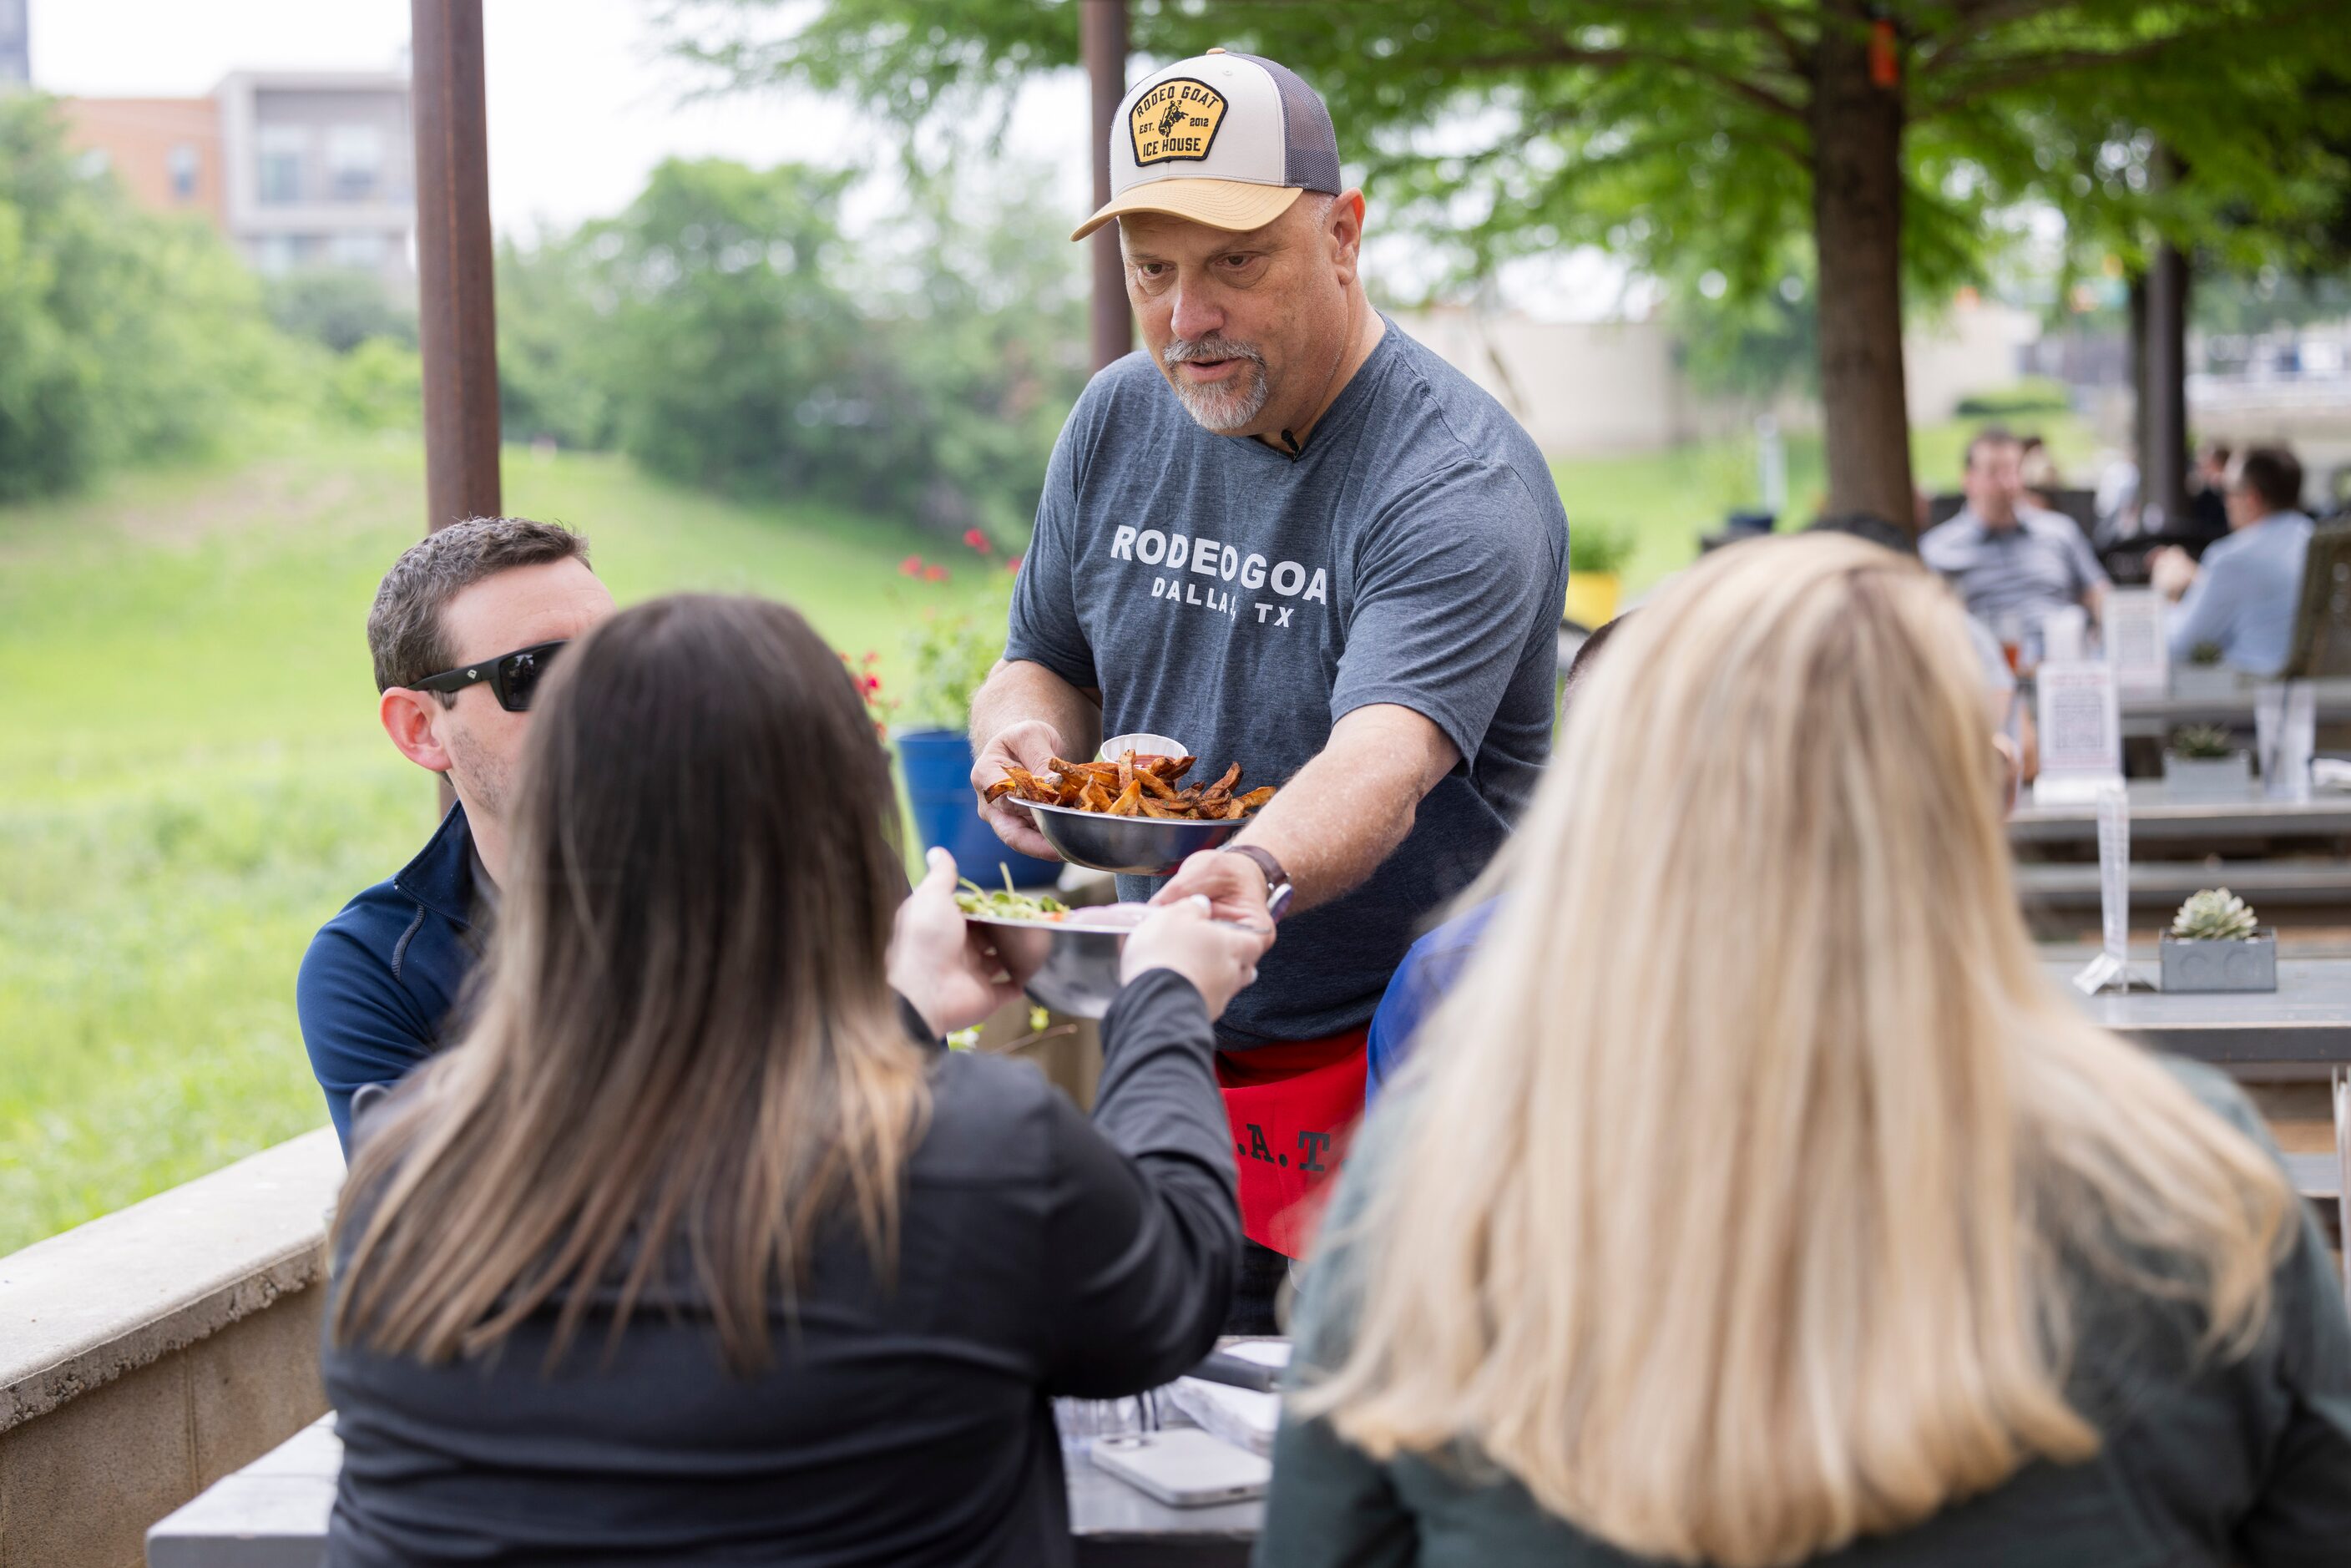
top-left (1962, 425), bottom-right (2018, 475)
top-left (331, 594), bottom-right (928, 1373)
top-left (367, 517), bottom-right (591, 693)
top-left (2233, 447), bottom-right (2305, 515)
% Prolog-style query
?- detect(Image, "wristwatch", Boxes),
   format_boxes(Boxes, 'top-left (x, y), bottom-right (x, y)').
top-left (1220, 844), bottom-right (1295, 923)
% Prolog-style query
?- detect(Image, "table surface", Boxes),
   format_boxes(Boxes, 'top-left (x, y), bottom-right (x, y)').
top-left (2009, 781), bottom-right (2351, 842)
top-left (148, 1414), bottom-right (1264, 1568)
top-left (2047, 957), bottom-right (2351, 1063)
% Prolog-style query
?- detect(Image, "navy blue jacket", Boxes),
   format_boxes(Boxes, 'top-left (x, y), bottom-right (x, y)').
top-left (297, 803), bottom-right (483, 1153)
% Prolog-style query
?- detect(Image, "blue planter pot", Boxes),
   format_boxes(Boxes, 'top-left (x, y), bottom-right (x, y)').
top-left (895, 728), bottom-right (1062, 890)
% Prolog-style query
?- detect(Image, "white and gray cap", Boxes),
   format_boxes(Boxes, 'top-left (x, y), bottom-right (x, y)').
top-left (1070, 48), bottom-right (1342, 242)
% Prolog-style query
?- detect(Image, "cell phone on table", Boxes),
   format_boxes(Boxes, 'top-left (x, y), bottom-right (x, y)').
top-left (1089, 1429), bottom-right (1272, 1507)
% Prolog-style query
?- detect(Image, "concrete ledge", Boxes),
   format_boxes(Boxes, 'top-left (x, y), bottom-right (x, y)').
top-left (0, 1129), bottom-right (342, 1432)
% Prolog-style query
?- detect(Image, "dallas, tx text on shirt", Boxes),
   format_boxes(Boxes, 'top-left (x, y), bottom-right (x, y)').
top-left (1110, 524), bottom-right (1328, 627)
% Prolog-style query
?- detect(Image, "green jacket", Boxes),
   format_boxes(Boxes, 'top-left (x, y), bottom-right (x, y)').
top-left (1259, 1060), bottom-right (2351, 1568)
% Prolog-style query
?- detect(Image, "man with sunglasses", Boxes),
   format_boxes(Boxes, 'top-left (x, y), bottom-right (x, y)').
top-left (297, 517), bottom-right (611, 1152)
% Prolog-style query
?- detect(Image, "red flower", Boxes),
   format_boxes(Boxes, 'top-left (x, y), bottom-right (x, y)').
top-left (899, 554), bottom-right (923, 577)
top-left (963, 529), bottom-right (991, 554)
top-left (923, 564), bottom-right (948, 582)
top-left (1007, 554), bottom-right (1024, 574)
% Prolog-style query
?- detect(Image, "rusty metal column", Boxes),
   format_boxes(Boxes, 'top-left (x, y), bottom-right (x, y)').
top-left (1080, 0), bottom-right (1130, 372)
top-left (412, 0), bottom-right (501, 535)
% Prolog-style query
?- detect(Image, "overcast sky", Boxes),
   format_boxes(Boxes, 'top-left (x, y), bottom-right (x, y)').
top-left (25, 0), bottom-right (1093, 236)
top-left (24, 0), bottom-right (1625, 316)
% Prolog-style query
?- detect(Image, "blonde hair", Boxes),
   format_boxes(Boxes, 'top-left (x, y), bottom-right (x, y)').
top-left (1302, 535), bottom-right (2292, 1566)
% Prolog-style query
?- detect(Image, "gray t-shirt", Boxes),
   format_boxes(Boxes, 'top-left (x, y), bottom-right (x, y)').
top-left (1919, 505), bottom-right (2109, 626)
top-left (1006, 321), bottom-right (1570, 1046)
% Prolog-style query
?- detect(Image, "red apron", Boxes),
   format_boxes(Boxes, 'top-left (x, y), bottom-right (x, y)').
top-left (1215, 1029), bottom-right (1368, 1258)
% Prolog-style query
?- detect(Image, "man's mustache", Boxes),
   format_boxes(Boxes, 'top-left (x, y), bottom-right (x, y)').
top-left (1160, 336), bottom-right (1266, 367)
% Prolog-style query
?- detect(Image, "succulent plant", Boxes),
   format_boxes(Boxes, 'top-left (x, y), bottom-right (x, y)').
top-left (2172, 888), bottom-right (2261, 942)
top-left (2187, 641), bottom-right (2227, 667)
top-left (2170, 723), bottom-right (2238, 760)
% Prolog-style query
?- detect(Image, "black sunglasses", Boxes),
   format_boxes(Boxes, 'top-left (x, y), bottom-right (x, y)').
top-left (412, 640), bottom-right (569, 712)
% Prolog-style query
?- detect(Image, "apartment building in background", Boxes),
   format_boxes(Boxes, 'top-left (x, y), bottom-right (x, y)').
top-left (63, 71), bottom-right (414, 294)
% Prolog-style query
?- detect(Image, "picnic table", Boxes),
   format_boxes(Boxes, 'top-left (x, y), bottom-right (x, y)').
top-left (2116, 677), bottom-right (2351, 740)
top-left (148, 1414), bottom-right (1260, 1568)
top-left (2010, 782), bottom-right (2351, 910)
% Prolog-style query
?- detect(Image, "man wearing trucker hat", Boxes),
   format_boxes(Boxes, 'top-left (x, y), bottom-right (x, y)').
top-left (969, 50), bottom-right (1569, 1328)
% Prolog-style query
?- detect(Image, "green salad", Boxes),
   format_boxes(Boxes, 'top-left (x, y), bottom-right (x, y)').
top-left (954, 870), bottom-right (1069, 923)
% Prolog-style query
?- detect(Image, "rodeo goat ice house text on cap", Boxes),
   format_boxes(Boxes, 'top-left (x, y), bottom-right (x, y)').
top-left (1070, 48), bottom-right (1342, 242)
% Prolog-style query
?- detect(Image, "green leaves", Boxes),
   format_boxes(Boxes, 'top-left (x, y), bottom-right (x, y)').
top-left (494, 154), bottom-right (1084, 545)
top-left (0, 95), bottom-right (291, 502)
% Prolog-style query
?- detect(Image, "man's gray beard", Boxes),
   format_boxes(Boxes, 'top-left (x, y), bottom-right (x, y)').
top-left (1161, 338), bottom-right (1271, 433)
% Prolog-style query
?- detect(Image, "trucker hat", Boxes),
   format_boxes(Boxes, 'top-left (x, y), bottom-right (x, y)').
top-left (1070, 49), bottom-right (1342, 242)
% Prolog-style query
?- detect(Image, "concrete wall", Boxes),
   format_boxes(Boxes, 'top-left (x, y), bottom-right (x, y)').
top-left (1394, 297), bottom-right (2043, 457)
top-left (0, 1132), bottom-right (341, 1568)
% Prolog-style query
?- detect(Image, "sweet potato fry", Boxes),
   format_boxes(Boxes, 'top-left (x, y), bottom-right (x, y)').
top-left (982, 776), bottom-right (1022, 804)
top-left (1202, 762), bottom-right (1241, 797)
top-left (1117, 751), bottom-right (1136, 792)
top-left (1231, 787), bottom-right (1276, 813)
top-left (1136, 768), bottom-right (1179, 802)
top-left (1019, 774), bottom-right (1061, 804)
top-left (1147, 755), bottom-right (1197, 782)
top-left (1136, 796), bottom-right (1179, 819)
top-left (1080, 778), bottom-right (1115, 812)
top-left (1108, 779), bottom-right (1143, 817)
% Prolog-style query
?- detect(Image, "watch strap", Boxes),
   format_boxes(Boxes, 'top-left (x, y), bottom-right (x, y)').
top-left (1220, 844), bottom-right (1293, 923)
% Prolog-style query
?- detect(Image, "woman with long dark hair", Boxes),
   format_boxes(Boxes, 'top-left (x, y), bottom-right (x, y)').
top-left (323, 594), bottom-right (1265, 1566)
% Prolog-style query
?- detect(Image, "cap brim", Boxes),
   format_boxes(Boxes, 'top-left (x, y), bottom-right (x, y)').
top-left (1070, 180), bottom-right (1305, 242)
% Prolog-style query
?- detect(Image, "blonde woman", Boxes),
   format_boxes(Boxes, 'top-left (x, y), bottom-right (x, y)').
top-left (1259, 534), bottom-right (2351, 1567)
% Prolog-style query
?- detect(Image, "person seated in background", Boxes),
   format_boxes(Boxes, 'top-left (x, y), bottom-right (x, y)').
top-left (2181, 440), bottom-right (2237, 556)
top-left (296, 518), bottom-right (611, 1152)
top-left (2015, 432), bottom-right (2060, 511)
top-left (323, 594), bottom-right (1266, 1568)
top-left (1921, 427), bottom-right (2108, 640)
top-left (1261, 534), bottom-right (2349, 1568)
top-left (2153, 446), bottom-right (2315, 678)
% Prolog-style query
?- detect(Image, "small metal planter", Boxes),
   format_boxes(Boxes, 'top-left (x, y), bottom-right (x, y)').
top-left (2172, 665), bottom-right (2243, 701)
top-left (2159, 929), bottom-right (2278, 993)
top-left (2164, 751), bottom-right (2253, 800)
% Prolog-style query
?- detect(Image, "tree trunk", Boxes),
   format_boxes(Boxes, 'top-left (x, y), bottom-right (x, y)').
top-left (1809, 19), bottom-right (1915, 529)
top-left (2141, 235), bottom-right (2190, 532)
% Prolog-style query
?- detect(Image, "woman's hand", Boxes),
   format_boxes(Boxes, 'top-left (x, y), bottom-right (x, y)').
top-left (1120, 895), bottom-right (1272, 1022)
top-left (888, 849), bottom-right (1029, 1036)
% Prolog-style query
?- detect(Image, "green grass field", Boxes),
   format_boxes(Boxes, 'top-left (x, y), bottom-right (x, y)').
top-left (0, 435), bottom-right (978, 1255)
top-left (0, 411), bottom-right (2091, 1255)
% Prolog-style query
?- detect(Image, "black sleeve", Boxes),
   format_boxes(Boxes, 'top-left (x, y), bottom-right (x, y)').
top-left (1032, 966), bottom-right (1240, 1397)
top-left (2234, 1206), bottom-right (2351, 1565)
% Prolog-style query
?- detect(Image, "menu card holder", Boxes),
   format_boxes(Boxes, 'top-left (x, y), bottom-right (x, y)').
top-left (2033, 660), bottom-right (2125, 805)
top-left (2255, 680), bottom-right (2315, 803)
top-left (2103, 589), bottom-right (2169, 700)
top-left (2072, 782), bottom-right (2146, 994)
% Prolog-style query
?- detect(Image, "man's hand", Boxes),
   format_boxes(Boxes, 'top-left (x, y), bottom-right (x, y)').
top-left (971, 718), bottom-right (1066, 862)
top-left (1153, 847), bottom-right (1274, 928)
top-left (888, 848), bottom-right (1034, 1036)
top-left (2149, 545), bottom-right (2197, 601)
top-left (1121, 894), bottom-right (1273, 1022)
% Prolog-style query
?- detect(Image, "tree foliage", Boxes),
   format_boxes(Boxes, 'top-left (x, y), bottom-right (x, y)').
top-left (0, 95), bottom-right (290, 503)
top-left (667, 0), bottom-right (2351, 519)
top-left (495, 155), bottom-right (1085, 543)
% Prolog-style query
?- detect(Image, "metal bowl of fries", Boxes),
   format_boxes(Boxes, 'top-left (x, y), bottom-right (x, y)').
top-left (983, 751), bottom-right (1277, 878)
